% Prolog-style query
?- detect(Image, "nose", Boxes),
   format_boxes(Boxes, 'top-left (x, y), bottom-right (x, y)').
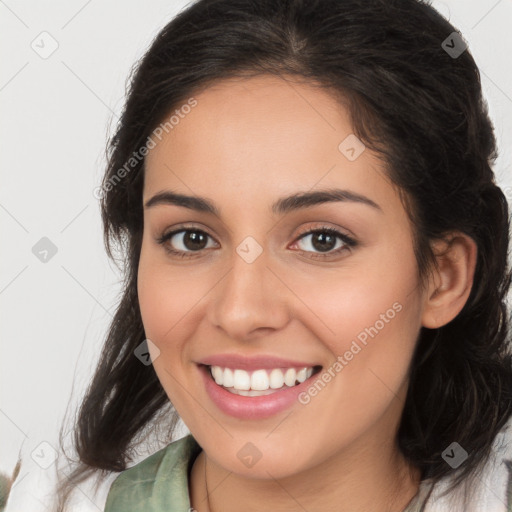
top-left (207, 245), bottom-right (291, 341)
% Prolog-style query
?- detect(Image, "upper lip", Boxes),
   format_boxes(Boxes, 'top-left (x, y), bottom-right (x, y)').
top-left (198, 354), bottom-right (321, 370)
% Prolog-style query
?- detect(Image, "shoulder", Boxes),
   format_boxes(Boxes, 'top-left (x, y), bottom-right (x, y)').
top-left (424, 416), bottom-right (512, 511)
top-left (104, 434), bottom-right (202, 511)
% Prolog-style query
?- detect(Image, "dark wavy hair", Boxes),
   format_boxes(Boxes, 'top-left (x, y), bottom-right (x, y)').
top-left (55, 0), bottom-right (512, 509)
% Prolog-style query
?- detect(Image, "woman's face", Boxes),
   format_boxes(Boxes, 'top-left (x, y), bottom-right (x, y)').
top-left (138, 74), bottom-right (429, 479)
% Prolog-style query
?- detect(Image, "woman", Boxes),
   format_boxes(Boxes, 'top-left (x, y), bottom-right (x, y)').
top-left (55, 0), bottom-right (512, 510)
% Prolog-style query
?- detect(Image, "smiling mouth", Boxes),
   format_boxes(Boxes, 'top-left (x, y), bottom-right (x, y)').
top-left (205, 364), bottom-right (323, 396)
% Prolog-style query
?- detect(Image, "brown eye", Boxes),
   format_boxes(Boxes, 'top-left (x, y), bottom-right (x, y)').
top-left (298, 231), bottom-right (338, 252)
top-left (293, 227), bottom-right (357, 258)
top-left (180, 230), bottom-right (209, 250)
top-left (156, 228), bottom-right (217, 256)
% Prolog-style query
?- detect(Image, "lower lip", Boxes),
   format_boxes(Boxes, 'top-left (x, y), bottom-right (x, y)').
top-left (198, 364), bottom-right (318, 420)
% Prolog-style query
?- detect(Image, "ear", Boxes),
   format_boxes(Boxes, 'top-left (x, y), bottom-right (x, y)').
top-left (421, 232), bottom-right (478, 329)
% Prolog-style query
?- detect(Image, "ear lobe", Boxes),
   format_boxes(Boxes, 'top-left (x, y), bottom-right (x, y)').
top-left (421, 232), bottom-right (478, 329)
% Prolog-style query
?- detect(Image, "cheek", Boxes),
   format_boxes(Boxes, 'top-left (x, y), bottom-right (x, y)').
top-left (137, 255), bottom-right (185, 378)
top-left (137, 254), bottom-right (200, 413)
top-left (287, 239), bottom-right (422, 413)
top-left (137, 245), bottom-right (203, 343)
top-left (293, 248), bottom-right (423, 431)
top-left (280, 236), bottom-right (421, 359)
top-left (136, 247), bottom-right (218, 393)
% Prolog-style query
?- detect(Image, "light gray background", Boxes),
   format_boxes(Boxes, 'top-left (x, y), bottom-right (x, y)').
top-left (1, 0), bottom-right (511, 504)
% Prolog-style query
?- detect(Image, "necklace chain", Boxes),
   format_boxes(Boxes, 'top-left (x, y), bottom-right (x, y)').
top-left (204, 453), bottom-right (212, 512)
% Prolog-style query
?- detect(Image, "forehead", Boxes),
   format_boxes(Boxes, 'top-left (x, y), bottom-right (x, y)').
top-left (145, 74), bottom-right (350, 166)
top-left (143, 74), bottom-right (395, 215)
top-left (188, 74), bottom-right (344, 123)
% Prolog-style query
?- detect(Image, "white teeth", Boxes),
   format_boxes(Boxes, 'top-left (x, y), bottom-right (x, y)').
top-left (209, 365), bottom-right (315, 392)
top-left (250, 369), bottom-right (269, 391)
top-left (284, 368), bottom-right (296, 387)
top-left (223, 368), bottom-right (234, 388)
top-left (269, 368), bottom-right (284, 389)
top-left (233, 369), bottom-right (251, 390)
top-left (227, 388), bottom-right (277, 396)
top-left (212, 365), bottom-right (223, 385)
top-left (296, 368), bottom-right (308, 383)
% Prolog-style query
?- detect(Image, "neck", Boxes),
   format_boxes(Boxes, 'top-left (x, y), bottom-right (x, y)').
top-left (190, 434), bottom-right (421, 512)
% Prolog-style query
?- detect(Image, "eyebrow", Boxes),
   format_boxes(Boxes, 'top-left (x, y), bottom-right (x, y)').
top-left (144, 188), bottom-right (382, 216)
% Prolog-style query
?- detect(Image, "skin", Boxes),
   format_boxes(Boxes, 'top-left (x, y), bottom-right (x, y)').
top-left (137, 74), bottom-right (477, 512)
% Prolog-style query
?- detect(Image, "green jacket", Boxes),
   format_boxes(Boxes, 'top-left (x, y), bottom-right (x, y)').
top-left (105, 435), bottom-right (202, 512)
top-left (104, 434), bottom-right (437, 511)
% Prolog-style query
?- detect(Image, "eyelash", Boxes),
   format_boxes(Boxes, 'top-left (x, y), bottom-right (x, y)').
top-left (155, 225), bottom-right (357, 260)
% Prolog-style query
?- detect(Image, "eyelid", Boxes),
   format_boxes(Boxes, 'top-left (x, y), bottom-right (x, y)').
top-left (294, 223), bottom-right (355, 240)
top-left (158, 222), bottom-right (216, 241)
